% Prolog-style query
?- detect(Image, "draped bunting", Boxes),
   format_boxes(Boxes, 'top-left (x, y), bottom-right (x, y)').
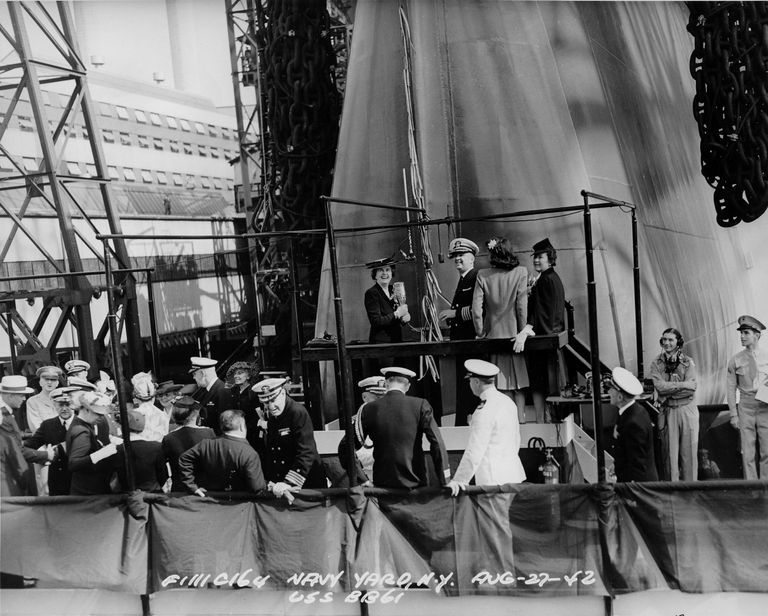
top-left (2, 482), bottom-right (767, 596)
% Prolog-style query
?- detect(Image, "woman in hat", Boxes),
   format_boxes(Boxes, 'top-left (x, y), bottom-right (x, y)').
top-left (26, 365), bottom-right (64, 433)
top-left (131, 372), bottom-right (169, 442)
top-left (67, 391), bottom-right (119, 495)
top-left (364, 257), bottom-right (411, 367)
top-left (472, 237), bottom-right (529, 421)
top-left (514, 238), bottom-right (566, 422)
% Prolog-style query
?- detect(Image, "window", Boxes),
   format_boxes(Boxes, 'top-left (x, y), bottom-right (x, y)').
top-left (207, 124), bottom-right (218, 138)
top-left (200, 176), bottom-right (211, 188)
top-left (179, 119), bottom-right (191, 132)
top-left (119, 132), bottom-right (132, 146)
top-left (226, 180), bottom-right (234, 191)
top-left (166, 116), bottom-right (178, 129)
top-left (123, 168), bottom-right (136, 181)
top-left (153, 137), bottom-right (164, 151)
top-left (172, 173), bottom-right (183, 186)
top-left (213, 178), bottom-right (223, 189)
top-left (23, 157), bottom-right (38, 171)
top-left (197, 144), bottom-right (207, 157)
top-left (220, 127), bottom-right (230, 140)
top-left (66, 161), bottom-right (81, 175)
top-left (169, 140), bottom-right (180, 153)
top-left (115, 105), bottom-right (129, 120)
top-left (81, 125), bottom-right (89, 139)
top-left (108, 166), bottom-right (120, 180)
top-left (134, 109), bottom-right (147, 124)
top-left (140, 169), bottom-right (153, 183)
top-left (19, 116), bottom-right (34, 132)
top-left (210, 147), bottom-right (220, 159)
top-left (138, 135), bottom-right (149, 149)
top-left (194, 121), bottom-right (206, 135)
top-left (150, 112), bottom-right (163, 126)
top-left (100, 102), bottom-right (115, 117)
top-left (156, 171), bottom-right (168, 184)
top-left (185, 174), bottom-right (196, 188)
top-left (102, 129), bottom-right (115, 144)
top-left (183, 142), bottom-right (193, 155)
top-left (86, 163), bottom-right (97, 177)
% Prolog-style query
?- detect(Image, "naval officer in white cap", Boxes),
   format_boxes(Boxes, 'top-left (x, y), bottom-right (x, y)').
top-left (609, 366), bottom-right (658, 482)
top-left (352, 366), bottom-right (450, 489)
top-left (337, 376), bottom-right (387, 484)
top-left (439, 238), bottom-right (480, 426)
top-left (252, 376), bottom-right (326, 500)
top-left (447, 360), bottom-right (526, 496)
top-left (189, 357), bottom-right (233, 434)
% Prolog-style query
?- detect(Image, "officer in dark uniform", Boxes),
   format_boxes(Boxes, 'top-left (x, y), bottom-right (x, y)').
top-left (178, 409), bottom-right (265, 495)
top-left (354, 367), bottom-right (450, 489)
top-left (609, 367), bottom-right (658, 482)
top-left (189, 356), bottom-right (233, 435)
top-left (253, 377), bottom-right (326, 500)
top-left (439, 237), bottom-right (480, 426)
top-left (23, 386), bottom-right (79, 495)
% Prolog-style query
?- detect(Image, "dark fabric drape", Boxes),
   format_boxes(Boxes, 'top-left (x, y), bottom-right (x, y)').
top-left (2, 483), bottom-right (767, 595)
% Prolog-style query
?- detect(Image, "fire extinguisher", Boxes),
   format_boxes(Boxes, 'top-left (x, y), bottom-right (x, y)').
top-left (539, 448), bottom-right (561, 484)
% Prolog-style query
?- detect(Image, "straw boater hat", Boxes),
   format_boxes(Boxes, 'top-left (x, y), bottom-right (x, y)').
top-left (0, 375), bottom-right (35, 395)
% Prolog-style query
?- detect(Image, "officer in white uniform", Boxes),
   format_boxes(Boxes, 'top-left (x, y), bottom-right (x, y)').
top-left (447, 359), bottom-right (526, 495)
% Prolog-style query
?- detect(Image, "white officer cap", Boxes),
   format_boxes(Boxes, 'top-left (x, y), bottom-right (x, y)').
top-left (357, 376), bottom-right (387, 395)
top-left (188, 357), bottom-right (218, 373)
top-left (609, 367), bottom-right (643, 397)
top-left (380, 366), bottom-right (416, 379)
top-left (252, 377), bottom-right (289, 402)
top-left (447, 238), bottom-right (479, 258)
top-left (67, 376), bottom-right (97, 391)
top-left (50, 386), bottom-right (79, 402)
top-left (463, 359), bottom-right (500, 378)
top-left (64, 359), bottom-right (90, 376)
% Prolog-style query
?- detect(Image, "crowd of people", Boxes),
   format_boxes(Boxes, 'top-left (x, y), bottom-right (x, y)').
top-left (0, 358), bottom-right (326, 500)
top-left (367, 236), bottom-right (565, 425)
top-left (1, 234), bottom-right (766, 497)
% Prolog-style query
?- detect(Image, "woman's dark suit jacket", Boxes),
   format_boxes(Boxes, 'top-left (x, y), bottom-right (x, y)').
top-left (364, 283), bottom-right (402, 344)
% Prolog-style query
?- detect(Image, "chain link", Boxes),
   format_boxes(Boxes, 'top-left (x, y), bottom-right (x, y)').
top-left (688, 1), bottom-right (768, 226)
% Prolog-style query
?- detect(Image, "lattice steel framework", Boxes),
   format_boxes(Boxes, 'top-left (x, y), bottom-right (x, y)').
top-left (0, 1), bottom-right (142, 376)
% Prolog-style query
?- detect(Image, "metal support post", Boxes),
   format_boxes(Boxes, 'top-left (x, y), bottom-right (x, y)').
top-left (146, 270), bottom-right (160, 381)
top-left (325, 201), bottom-right (358, 486)
top-left (582, 191), bottom-right (606, 483)
top-left (103, 240), bottom-right (135, 492)
top-left (631, 210), bottom-right (643, 379)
